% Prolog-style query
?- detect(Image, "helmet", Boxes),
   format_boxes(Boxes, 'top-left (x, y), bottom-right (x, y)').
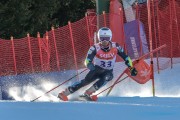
top-left (97, 27), bottom-right (112, 42)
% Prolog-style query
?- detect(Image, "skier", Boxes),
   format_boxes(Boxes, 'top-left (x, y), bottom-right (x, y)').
top-left (58, 27), bottom-right (138, 101)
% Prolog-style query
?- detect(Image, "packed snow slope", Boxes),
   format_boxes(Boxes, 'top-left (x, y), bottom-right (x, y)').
top-left (0, 97), bottom-right (180, 120)
top-left (0, 63), bottom-right (180, 120)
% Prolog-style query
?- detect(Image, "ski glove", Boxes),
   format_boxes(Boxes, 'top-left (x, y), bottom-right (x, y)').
top-left (87, 62), bottom-right (95, 71)
top-left (125, 57), bottom-right (133, 68)
top-left (129, 67), bottom-right (138, 76)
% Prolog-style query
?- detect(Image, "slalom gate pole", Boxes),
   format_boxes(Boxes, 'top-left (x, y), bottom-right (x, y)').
top-left (106, 44), bottom-right (167, 97)
top-left (137, 44), bottom-right (166, 61)
top-left (30, 68), bottom-right (88, 102)
top-left (106, 70), bottom-right (127, 96)
top-left (93, 75), bottom-right (128, 97)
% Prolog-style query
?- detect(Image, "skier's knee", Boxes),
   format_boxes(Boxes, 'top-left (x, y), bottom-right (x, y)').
top-left (104, 74), bottom-right (113, 82)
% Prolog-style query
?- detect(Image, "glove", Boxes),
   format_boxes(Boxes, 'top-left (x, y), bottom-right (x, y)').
top-left (129, 67), bottom-right (138, 76)
top-left (87, 62), bottom-right (95, 71)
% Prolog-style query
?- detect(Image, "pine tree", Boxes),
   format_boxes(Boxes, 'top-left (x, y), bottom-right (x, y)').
top-left (0, 0), bottom-right (95, 39)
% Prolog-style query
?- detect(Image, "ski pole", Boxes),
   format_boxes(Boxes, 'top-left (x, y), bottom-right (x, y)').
top-left (92, 75), bottom-right (128, 99)
top-left (106, 44), bottom-right (167, 96)
top-left (31, 68), bottom-right (88, 102)
top-left (137, 44), bottom-right (166, 61)
top-left (106, 70), bottom-right (127, 96)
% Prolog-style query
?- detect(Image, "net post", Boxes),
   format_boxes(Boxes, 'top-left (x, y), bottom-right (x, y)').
top-left (11, 36), bottom-right (17, 75)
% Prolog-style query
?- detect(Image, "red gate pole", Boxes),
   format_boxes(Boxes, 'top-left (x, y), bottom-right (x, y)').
top-left (147, 0), bottom-right (155, 96)
top-left (45, 31), bottom-right (50, 72)
top-left (31, 68), bottom-right (88, 102)
top-left (106, 70), bottom-right (127, 96)
top-left (153, 1), bottom-right (160, 74)
top-left (27, 33), bottom-right (34, 72)
top-left (68, 21), bottom-right (79, 80)
top-left (103, 11), bottom-right (107, 27)
top-left (11, 36), bottom-right (17, 75)
top-left (37, 32), bottom-right (43, 71)
top-left (119, 7), bottom-right (126, 53)
top-left (169, 0), bottom-right (173, 69)
top-left (85, 14), bottom-right (93, 46)
top-left (96, 76), bottom-right (128, 98)
top-left (156, 1), bottom-right (162, 74)
top-left (172, 0), bottom-right (180, 58)
top-left (51, 27), bottom-right (60, 71)
top-left (106, 44), bottom-right (166, 97)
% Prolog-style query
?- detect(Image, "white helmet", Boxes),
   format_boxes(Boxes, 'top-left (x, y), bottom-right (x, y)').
top-left (97, 27), bottom-right (112, 42)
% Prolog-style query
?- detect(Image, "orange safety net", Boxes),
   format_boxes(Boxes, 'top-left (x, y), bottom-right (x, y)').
top-left (137, 0), bottom-right (180, 71)
top-left (0, 0), bottom-right (179, 77)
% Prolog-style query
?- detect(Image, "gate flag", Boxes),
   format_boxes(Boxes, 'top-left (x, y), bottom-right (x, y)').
top-left (125, 59), bottom-right (151, 84)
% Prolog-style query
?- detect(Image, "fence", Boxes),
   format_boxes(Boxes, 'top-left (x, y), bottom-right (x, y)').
top-left (0, 0), bottom-right (179, 77)
top-left (137, 0), bottom-right (180, 72)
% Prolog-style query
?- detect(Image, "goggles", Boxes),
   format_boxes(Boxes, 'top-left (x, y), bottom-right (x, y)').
top-left (100, 37), bottom-right (110, 41)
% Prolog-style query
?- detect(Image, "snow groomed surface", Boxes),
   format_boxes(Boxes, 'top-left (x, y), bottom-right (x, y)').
top-left (0, 97), bottom-right (180, 120)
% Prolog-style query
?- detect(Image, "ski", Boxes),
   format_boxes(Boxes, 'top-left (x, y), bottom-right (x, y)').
top-left (78, 95), bottom-right (97, 101)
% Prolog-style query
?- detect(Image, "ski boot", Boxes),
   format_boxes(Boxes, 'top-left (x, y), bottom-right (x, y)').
top-left (79, 85), bottom-right (98, 101)
top-left (58, 88), bottom-right (71, 101)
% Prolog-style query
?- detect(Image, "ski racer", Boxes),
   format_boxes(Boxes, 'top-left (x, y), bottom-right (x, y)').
top-left (58, 27), bottom-right (138, 101)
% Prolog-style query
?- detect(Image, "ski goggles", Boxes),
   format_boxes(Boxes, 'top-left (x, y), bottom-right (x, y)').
top-left (100, 37), bottom-right (111, 41)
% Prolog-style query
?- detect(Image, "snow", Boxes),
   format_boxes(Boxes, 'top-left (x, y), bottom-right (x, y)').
top-left (0, 97), bottom-right (180, 120)
top-left (0, 63), bottom-right (180, 120)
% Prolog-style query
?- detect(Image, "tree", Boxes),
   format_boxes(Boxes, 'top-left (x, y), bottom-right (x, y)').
top-left (54, 0), bottom-right (95, 27)
top-left (0, 0), bottom-right (95, 39)
top-left (0, 0), bottom-right (32, 39)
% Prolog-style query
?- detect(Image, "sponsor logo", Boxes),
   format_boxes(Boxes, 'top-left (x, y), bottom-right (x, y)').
top-left (130, 37), bottom-right (139, 58)
top-left (99, 53), bottom-right (115, 59)
top-left (140, 69), bottom-right (151, 77)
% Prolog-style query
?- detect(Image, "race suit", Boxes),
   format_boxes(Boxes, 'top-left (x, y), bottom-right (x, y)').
top-left (68, 42), bottom-right (133, 93)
